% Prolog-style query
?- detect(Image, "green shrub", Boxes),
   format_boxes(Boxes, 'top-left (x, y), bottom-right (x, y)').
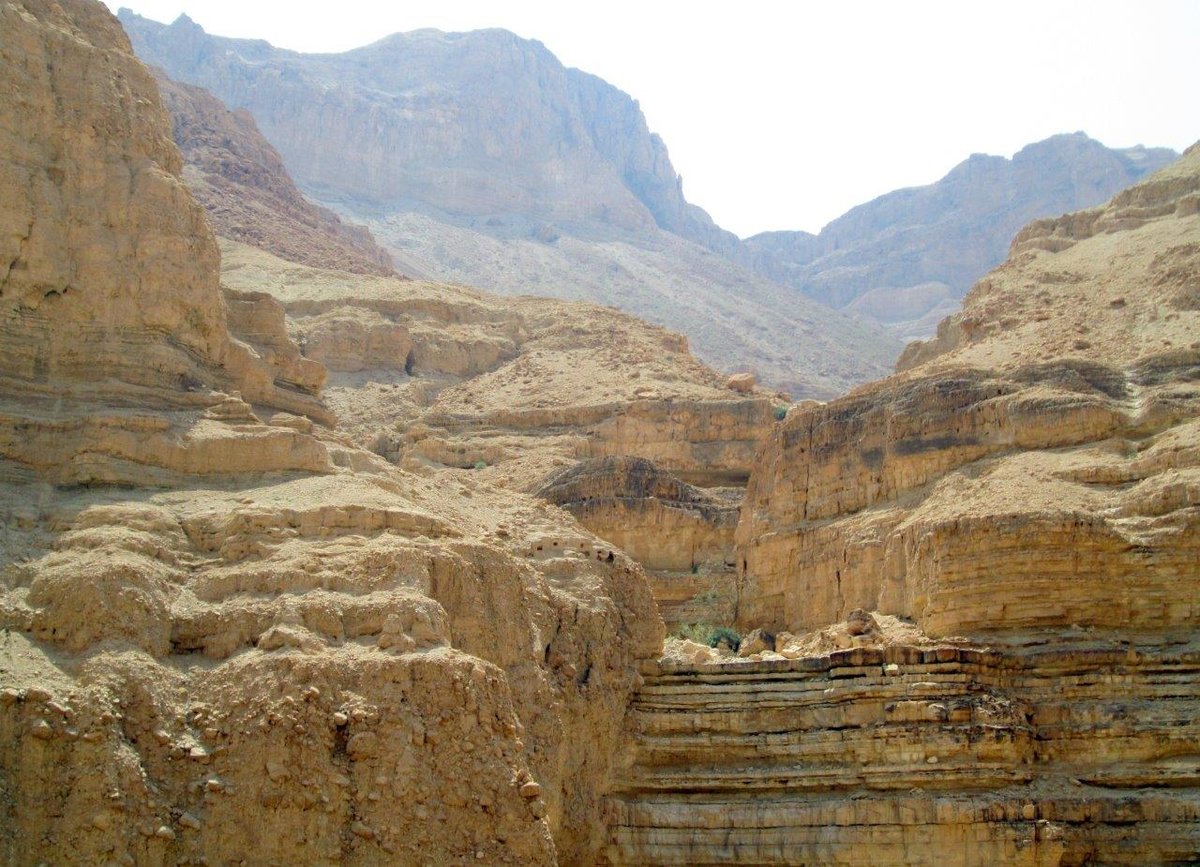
top-left (773, 405), bottom-right (788, 421)
top-left (473, 460), bottom-right (487, 470)
top-left (670, 622), bottom-right (741, 651)
top-left (707, 626), bottom-right (741, 650)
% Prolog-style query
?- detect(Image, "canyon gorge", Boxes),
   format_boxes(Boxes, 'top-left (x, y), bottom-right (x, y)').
top-left (0, 0), bottom-right (1197, 864)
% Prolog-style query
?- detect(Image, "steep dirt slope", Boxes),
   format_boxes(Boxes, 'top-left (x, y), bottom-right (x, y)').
top-left (154, 71), bottom-right (396, 277)
top-left (0, 3), bottom-right (662, 864)
top-left (605, 145), bottom-right (1200, 865)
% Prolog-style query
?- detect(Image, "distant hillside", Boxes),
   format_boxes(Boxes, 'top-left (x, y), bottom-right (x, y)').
top-left (121, 12), bottom-right (740, 257)
top-left (153, 70), bottom-right (397, 276)
top-left (745, 133), bottom-right (1177, 341)
top-left (120, 11), bottom-right (901, 399)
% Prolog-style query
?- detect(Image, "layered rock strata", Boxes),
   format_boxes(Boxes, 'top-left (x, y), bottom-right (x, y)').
top-left (609, 642), bottom-right (1200, 865)
top-left (674, 146), bottom-right (1200, 863)
top-left (537, 457), bottom-right (741, 626)
top-left (0, 3), bottom-right (662, 864)
top-left (218, 241), bottom-right (780, 628)
top-left (0, 0), bottom-right (330, 486)
top-left (738, 143), bottom-right (1200, 638)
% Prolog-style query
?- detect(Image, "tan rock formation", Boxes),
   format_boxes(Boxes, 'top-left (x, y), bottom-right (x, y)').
top-left (673, 145), bottom-right (1200, 865)
top-left (536, 457), bottom-right (741, 627)
top-left (609, 642), bottom-right (1200, 864)
top-left (217, 241), bottom-right (779, 631)
top-left (738, 143), bottom-right (1200, 638)
top-left (0, 0), bottom-right (330, 486)
top-left (0, 5), bottom-right (662, 866)
top-left (120, 11), bottom-right (903, 400)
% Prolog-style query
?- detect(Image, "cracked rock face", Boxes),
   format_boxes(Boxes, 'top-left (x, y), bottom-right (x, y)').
top-left (0, 3), bottom-right (662, 864)
top-left (737, 143), bottom-right (1200, 640)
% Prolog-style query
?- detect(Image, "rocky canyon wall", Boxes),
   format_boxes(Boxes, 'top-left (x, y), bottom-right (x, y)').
top-left (634, 143), bottom-right (1200, 865)
top-left (0, 3), bottom-right (663, 865)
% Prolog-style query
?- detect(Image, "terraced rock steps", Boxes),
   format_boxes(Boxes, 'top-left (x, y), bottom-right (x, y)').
top-left (606, 644), bottom-right (1200, 865)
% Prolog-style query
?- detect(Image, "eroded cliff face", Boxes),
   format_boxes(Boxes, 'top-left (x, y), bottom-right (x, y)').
top-left (116, 11), bottom-right (903, 401)
top-left (154, 71), bottom-right (397, 278)
top-left (0, 3), bottom-right (662, 864)
top-left (738, 143), bottom-right (1200, 638)
top-left (624, 144), bottom-right (1200, 865)
top-left (218, 241), bottom-right (779, 631)
top-left (0, 0), bottom-right (332, 485)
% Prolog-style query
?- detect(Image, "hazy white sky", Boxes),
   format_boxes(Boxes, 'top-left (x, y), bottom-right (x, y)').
top-left (103, 0), bottom-right (1199, 238)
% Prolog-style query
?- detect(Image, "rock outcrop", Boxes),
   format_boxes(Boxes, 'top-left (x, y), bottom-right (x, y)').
top-left (117, 11), bottom-right (901, 399)
top-left (673, 144), bottom-right (1200, 864)
top-left (745, 133), bottom-right (1178, 340)
top-left (610, 644), bottom-right (1200, 864)
top-left (0, 4), bottom-right (661, 865)
top-left (154, 71), bottom-right (397, 277)
top-left (536, 457), bottom-right (742, 627)
top-left (217, 240), bottom-right (780, 629)
top-left (0, 0), bottom-right (333, 486)
top-left (738, 142), bottom-right (1200, 638)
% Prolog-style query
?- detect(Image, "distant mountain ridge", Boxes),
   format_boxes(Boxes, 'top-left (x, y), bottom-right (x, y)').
top-left (120, 12), bottom-right (740, 256)
top-left (119, 10), bottom-right (900, 400)
top-left (120, 11), bottom-right (1179, 393)
top-left (744, 133), bottom-right (1178, 340)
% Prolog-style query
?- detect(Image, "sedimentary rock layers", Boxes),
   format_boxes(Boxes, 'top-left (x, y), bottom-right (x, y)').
top-left (0, 3), bottom-right (665, 864)
top-left (736, 145), bottom-right (1200, 639)
top-left (609, 643), bottom-right (1200, 865)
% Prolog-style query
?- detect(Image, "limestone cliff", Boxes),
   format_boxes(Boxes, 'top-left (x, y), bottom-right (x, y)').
top-left (738, 142), bottom-right (1200, 637)
top-left (746, 133), bottom-right (1178, 341)
top-left (154, 71), bottom-right (397, 277)
top-left (218, 240), bottom-right (780, 630)
top-left (116, 11), bottom-right (901, 399)
top-left (648, 143), bottom-right (1200, 865)
top-left (0, 3), bottom-right (662, 864)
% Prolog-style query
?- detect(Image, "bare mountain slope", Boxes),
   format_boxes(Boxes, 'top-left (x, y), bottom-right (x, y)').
top-left (153, 70), bottom-right (397, 277)
top-left (746, 133), bottom-right (1178, 341)
top-left (118, 11), bottom-right (900, 398)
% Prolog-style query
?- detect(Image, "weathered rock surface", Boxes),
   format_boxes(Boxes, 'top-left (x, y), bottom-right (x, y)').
top-left (673, 145), bottom-right (1200, 864)
top-left (745, 133), bottom-right (1178, 341)
top-left (218, 241), bottom-right (778, 629)
top-left (0, 4), bottom-right (662, 865)
top-left (0, 0), bottom-right (332, 486)
top-left (154, 71), bottom-right (396, 277)
top-left (610, 642), bottom-right (1200, 864)
top-left (117, 11), bottom-right (901, 399)
top-left (738, 142), bottom-right (1200, 638)
top-left (536, 457), bottom-right (742, 628)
